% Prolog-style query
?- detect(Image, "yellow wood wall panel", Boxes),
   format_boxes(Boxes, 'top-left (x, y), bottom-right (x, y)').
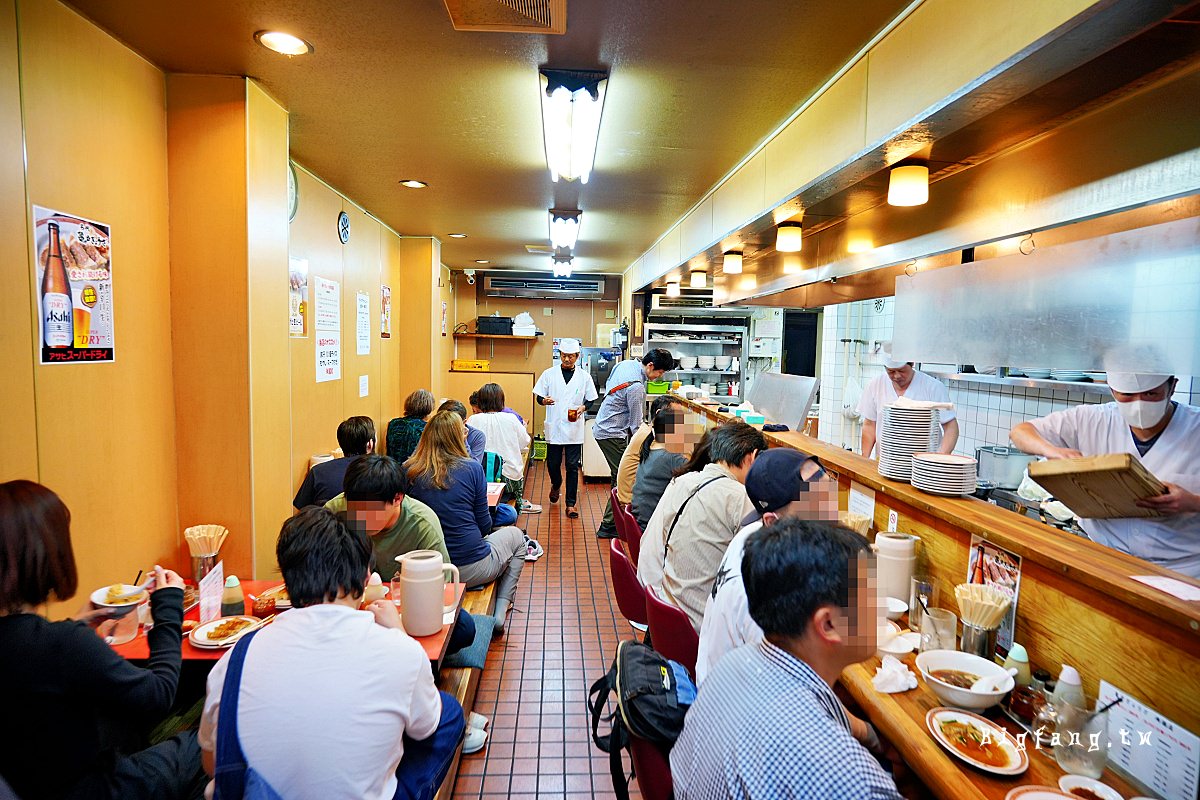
top-left (443, 371), bottom-right (535, 437)
top-left (245, 81), bottom-right (291, 578)
top-left (436, 264), bottom-right (454, 399)
top-left (20, 0), bottom-right (180, 613)
top-left (396, 237), bottom-right (438, 405)
top-left (0, 0), bottom-right (37, 480)
top-left (379, 228), bottom-right (403, 433)
top-left (339, 203), bottom-right (380, 420)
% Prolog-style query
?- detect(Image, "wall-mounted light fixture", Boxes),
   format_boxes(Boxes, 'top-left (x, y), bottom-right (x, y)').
top-left (887, 164), bottom-right (929, 207)
top-left (539, 69), bottom-right (608, 184)
top-left (689, 269), bottom-right (707, 289)
top-left (722, 251), bottom-right (743, 275)
top-left (665, 280), bottom-right (681, 298)
top-left (549, 209), bottom-right (581, 250)
top-left (775, 221), bottom-right (803, 252)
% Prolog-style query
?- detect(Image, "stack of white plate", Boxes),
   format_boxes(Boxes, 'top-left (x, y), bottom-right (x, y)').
top-left (911, 453), bottom-right (978, 496)
top-left (877, 406), bottom-right (939, 481)
top-left (1050, 369), bottom-right (1087, 381)
top-left (1019, 368), bottom-right (1051, 379)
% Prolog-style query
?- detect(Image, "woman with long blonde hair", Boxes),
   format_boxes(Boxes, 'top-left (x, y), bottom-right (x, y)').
top-left (403, 411), bottom-right (533, 633)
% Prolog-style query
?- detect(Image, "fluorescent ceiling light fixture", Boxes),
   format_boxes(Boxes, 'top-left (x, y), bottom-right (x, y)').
top-left (474, 259), bottom-right (489, 264)
top-left (689, 269), bottom-right (707, 289)
top-left (552, 264), bottom-right (572, 278)
top-left (539, 69), bottom-right (608, 184)
top-left (722, 251), bottom-right (743, 275)
top-left (399, 179), bottom-right (428, 189)
top-left (549, 209), bottom-right (581, 250)
top-left (254, 31), bottom-right (313, 56)
top-left (887, 164), bottom-right (929, 207)
top-left (448, 233), bottom-right (467, 239)
top-left (665, 281), bottom-right (681, 298)
top-left (775, 221), bottom-right (803, 252)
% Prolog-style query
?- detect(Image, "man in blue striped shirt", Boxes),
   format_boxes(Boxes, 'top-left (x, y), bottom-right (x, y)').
top-left (671, 517), bottom-right (901, 799)
top-left (592, 348), bottom-right (675, 538)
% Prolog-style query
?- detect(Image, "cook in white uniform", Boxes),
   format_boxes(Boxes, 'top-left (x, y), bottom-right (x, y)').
top-left (857, 344), bottom-right (959, 458)
top-left (533, 338), bottom-right (598, 519)
top-left (1010, 372), bottom-right (1200, 578)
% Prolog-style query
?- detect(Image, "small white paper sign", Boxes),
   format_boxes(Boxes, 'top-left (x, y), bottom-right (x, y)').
top-left (1132, 575), bottom-right (1200, 602)
top-left (848, 481), bottom-right (876, 522)
top-left (316, 331), bottom-right (341, 382)
top-left (887, 508), bottom-right (899, 532)
top-left (356, 291), bottom-right (370, 355)
top-left (314, 277), bottom-right (339, 331)
top-left (359, 375), bottom-right (369, 398)
top-left (1100, 680), bottom-right (1200, 800)
top-left (199, 561), bottom-right (224, 623)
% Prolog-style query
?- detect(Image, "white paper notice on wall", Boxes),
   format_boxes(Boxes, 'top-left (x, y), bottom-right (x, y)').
top-left (356, 291), bottom-right (370, 355)
top-left (848, 481), bottom-right (875, 522)
top-left (359, 375), bottom-right (368, 398)
top-left (315, 277), bottom-right (340, 331)
top-left (1099, 679), bottom-right (1199, 800)
top-left (316, 331), bottom-right (341, 382)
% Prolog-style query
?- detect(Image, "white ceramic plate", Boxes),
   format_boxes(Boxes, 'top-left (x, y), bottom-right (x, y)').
top-left (189, 616), bottom-right (258, 648)
top-left (91, 584), bottom-right (149, 608)
top-left (1005, 788), bottom-right (1074, 800)
top-left (927, 707), bottom-right (1029, 776)
top-left (1057, 776), bottom-right (1124, 800)
top-left (257, 583), bottom-right (292, 609)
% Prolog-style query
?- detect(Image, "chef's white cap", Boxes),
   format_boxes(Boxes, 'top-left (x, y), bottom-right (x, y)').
top-left (558, 338), bottom-right (581, 354)
top-left (1107, 372), bottom-right (1172, 393)
top-left (881, 341), bottom-right (910, 370)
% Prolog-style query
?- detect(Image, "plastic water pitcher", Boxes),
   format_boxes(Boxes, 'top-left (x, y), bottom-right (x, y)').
top-left (394, 550), bottom-right (460, 636)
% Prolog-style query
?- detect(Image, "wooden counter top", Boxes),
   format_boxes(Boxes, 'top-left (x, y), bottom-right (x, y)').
top-left (676, 395), bottom-right (1200, 734)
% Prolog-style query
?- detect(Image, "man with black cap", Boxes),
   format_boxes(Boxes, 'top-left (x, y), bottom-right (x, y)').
top-left (1010, 369), bottom-right (1200, 578)
top-left (696, 448), bottom-right (837, 684)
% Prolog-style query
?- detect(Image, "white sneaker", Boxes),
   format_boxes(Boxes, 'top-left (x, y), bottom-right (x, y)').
top-left (467, 712), bottom-right (489, 730)
top-left (518, 499), bottom-right (542, 514)
top-left (524, 538), bottom-right (545, 562)
top-left (463, 725), bottom-right (488, 754)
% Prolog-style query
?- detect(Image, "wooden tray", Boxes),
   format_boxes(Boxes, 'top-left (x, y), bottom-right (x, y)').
top-left (1028, 453), bottom-right (1166, 519)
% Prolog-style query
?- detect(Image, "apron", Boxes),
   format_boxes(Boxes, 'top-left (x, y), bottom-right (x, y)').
top-left (534, 365), bottom-right (598, 444)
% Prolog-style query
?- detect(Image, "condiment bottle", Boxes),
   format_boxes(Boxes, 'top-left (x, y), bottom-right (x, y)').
top-left (1003, 643), bottom-right (1032, 687)
top-left (1051, 664), bottom-right (1085, 707)
top-left (221, 575), bottom-right (245, 618)
top-left (362, 572), bottom-right (387, 605)
top-left (1031, 668), bottom-right (1052, 694)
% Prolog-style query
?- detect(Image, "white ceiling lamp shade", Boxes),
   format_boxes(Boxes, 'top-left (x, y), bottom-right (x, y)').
top-left (722, 251), bottom-right (743, 274)
top-left (551, 251), bottom-right (573, 278)
top-left (539, 69), bottom-right (608, 184)
top-left (665, 280), bottom-right (681, 298)
top-left (887, 164), bottom-right (929, 207)
top-left (253, 30), bottom-right (314, 56)
top-left (549, 209), bottom-right (581, 250)
top-left (689, 269), bottom-right (707, 289)
top-left (775, 221), bottom-right (803, 252)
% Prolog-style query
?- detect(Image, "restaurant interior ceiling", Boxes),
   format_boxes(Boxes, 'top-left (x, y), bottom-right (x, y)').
top-left (63, 0), bottom-right (914, 275)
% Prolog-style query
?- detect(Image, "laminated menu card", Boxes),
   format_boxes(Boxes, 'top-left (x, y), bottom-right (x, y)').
top-left (198, 561), bottom-right (224, 624)
top-left (965, 535), bottom-right (1022, 658)
top-left (1099, 680), bottom-right (1199, 800)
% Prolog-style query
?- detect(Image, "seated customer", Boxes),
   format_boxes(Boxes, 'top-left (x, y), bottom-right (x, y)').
top-left (386, 389), bottom-right (435, 464)
top-left (630, 406), bottom-right (704, 530)
top-left (199, 507), bottom-right (465, 800)
top-left (467, 383), bottom-right (538, 514)
top-left (439, 398), bottom-right (486, 462)
top-left (293, 415), bottom-right (376, 509)
top-left (671, 518), bottom-right (900, 800)
top-left (404, 411), bottom-right (535, 632)
top-left (0, 480), bottom-right (203, 800)
top-left (616, 395), bottom-right (679, 507)
top-left (637, 421), bottom-right (764, 632)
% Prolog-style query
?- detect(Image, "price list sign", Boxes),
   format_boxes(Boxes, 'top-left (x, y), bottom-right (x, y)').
top-left (1099, 680), bottom-right (1199, 800)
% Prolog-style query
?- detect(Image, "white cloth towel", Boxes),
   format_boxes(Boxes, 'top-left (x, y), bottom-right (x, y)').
top-left (872, 655), bottom-right (918, 693)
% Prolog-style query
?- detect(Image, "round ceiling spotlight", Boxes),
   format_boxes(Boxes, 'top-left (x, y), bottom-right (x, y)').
top-left (448, 233), bottom-right (467, 239)
top-left (474, 259), bottom-right (490, 264)
top-left (399, 179), bottom-right (429, 189)
top-left (253, 31), bottom-right (314, 56)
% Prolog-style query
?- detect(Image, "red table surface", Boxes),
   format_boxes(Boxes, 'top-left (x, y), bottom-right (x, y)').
top-left (111, 580), bottom-right (466, 664)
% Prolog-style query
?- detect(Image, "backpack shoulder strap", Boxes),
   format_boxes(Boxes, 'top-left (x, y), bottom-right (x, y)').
top-left (663, 474), bottom-right (728, 555)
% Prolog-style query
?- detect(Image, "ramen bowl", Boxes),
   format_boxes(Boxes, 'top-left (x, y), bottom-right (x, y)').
top-left (915, 649), bottom-right (1013, 711)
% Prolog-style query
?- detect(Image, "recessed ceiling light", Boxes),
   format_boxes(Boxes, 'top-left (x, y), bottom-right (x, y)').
top-left (474, 260), bottom-right (490, 264)
top-left (448, 233), bottom-right (467, 239)
top-left (253, 31), bottom-right (313, 56)
top-left (399, 179), bottom-right (428, 189)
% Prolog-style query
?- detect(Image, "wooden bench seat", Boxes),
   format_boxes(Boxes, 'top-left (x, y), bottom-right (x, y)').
top-left (433, 580), bottom-right (498, 800)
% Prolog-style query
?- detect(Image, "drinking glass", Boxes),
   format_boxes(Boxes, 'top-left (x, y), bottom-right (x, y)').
top-left (909, 575), bottom-right (939, 632)
top-left (390, 572), bottom-right (403, 609)
top-left (919, 608), bottom-right (957, 652)
top-left (1054, 699), bottom-right (1109, 778)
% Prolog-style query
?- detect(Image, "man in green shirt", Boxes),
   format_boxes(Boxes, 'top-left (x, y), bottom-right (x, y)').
top-left (326, 455), bottom-right (450, 572)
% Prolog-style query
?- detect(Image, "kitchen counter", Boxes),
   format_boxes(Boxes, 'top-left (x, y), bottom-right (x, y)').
top-left (676, 395), bottom-right (1200, 736)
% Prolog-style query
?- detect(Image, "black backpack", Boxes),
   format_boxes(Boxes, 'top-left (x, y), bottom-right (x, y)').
top-left (587, 640), bottom-right (697, 800)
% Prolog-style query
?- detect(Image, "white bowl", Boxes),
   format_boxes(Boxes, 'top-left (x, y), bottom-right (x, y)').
top-left (696, 356), bottom-right (716, 369)
top-left (91, 584), bottom-right (149, 608)
top-left (885, 596), bottom-right (908, 620)
top-left (714, 356), bottom-right (733, 370)
top-left (915, 649), bottom-right (1014, 711)
top-left (678, 356), bottom-right (697, 369)
top-left (1058, 777), bottom-right (1124, 800)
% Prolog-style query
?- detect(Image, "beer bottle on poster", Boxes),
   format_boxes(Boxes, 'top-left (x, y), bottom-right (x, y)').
top-left (41, 222), bottom-right (73, 348)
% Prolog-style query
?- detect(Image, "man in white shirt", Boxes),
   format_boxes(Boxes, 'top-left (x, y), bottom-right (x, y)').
top-left (1010, 371), bottom-right (1200, 578)
top-left (533, 338), bottom-right (598, 519)
top-left (199, 507), bottom-right (465, 800)
top-left (857, 343), bottom-right (958, 458)
top-left (637, 420), bottom-right (765, 631)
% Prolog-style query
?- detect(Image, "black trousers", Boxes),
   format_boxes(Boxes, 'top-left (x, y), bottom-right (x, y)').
top-left (545, 443), bottom-right (583, 506)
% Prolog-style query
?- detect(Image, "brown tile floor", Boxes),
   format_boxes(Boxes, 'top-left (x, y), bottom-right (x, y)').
top-left (454, 462), bottom-right (644, 800)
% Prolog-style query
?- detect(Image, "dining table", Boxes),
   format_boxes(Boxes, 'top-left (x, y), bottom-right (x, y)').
top-left (486, 481), bottom-right (505, 507)
top-left (111, 579), bottom-right (467, 668)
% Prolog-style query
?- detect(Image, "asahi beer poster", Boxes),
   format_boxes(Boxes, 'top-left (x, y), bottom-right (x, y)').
top-left (289, 257), bottom-right (309, 337)
top-left (380, 285), bottom-right (392, 338)
top-left (32, 206), bottom-right (115, 364)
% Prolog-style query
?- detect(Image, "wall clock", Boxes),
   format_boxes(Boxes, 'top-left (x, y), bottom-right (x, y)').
top-left (288, 161), bottom-right (299, 222)
top-left (337, 211), bottom-right (350, 244)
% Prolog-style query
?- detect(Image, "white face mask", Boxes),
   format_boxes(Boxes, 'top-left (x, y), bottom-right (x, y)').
top-left (1116, 397), bottom-right (1170, 429)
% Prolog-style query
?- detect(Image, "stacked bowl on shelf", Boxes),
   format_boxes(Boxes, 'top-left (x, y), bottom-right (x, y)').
top-left (910, 453), bottom-right (978, 496)
top-left (1049, 369), bottom-right (1087, 381)
top-left (877, 406), bottom-right (940, 481)
top-left (697, 355), bottom-right (716, 370)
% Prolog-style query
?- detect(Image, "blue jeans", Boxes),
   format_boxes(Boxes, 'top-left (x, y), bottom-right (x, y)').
top-left (492, 502), bottom-right (518, 528)
top-left (393, 692), bottom-right (465, 800)
top-left (447, 609), bottom-right (476, 655)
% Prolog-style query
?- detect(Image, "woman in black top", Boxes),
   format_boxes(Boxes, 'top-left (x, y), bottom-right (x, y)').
top-left (0, 480), bottom-right (203, 800)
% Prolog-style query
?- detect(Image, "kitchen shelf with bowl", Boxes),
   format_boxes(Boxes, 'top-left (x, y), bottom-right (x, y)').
top-left (646, 321), bottom-right (749, 403)
top-left (928, 372), bottom-right (1113, 396)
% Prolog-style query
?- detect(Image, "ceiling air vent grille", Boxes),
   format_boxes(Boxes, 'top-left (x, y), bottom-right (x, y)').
top-left (443, 0), bottom-right (566, 34)
top-left (483, 274), bottom-right (606, 299)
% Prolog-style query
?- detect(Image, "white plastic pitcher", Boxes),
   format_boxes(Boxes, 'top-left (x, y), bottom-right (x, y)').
top-left (394, 550), bottom-right (460, 637)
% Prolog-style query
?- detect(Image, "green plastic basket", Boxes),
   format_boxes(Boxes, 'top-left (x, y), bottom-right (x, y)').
top-left (532, 438), bottom-right (548, 461)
